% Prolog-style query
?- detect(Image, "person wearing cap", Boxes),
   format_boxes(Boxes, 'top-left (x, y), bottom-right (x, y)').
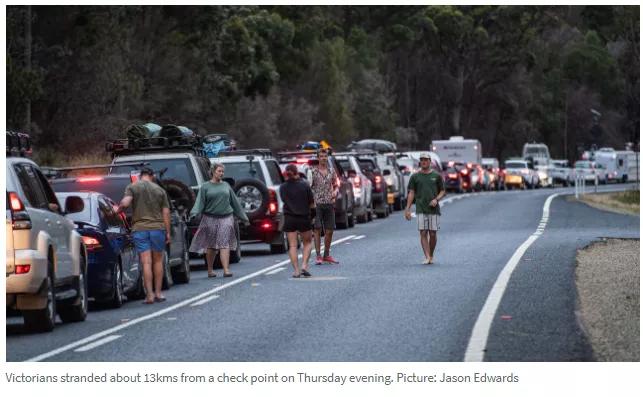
top-left (280, 164), bottom-right (315, 278)
top-left (117, 167), bottom-right (171, 304)
top-left (404, 153), bottom-right (446, 264)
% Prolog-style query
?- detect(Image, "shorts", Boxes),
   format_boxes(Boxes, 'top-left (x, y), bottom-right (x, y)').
top-left (313, 204), bottom-right (335, 230)
top-left (132, 230), bottom-right (166, 253)
top-left (283, 214), bottom-right (313, 233)
top-left (417, 213), bottom-right (440, 231)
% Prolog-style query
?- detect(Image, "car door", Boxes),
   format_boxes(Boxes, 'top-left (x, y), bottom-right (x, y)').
top-left (102, 197), bottom-right (138, 290)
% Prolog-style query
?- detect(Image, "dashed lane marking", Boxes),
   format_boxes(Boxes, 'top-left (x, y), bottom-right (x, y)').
top-left (24, 234), bottom-right (357, 362)
top-left (190, 295), bottom-right (220, 307)
top-left (74, 335), bottom-right (122, 353)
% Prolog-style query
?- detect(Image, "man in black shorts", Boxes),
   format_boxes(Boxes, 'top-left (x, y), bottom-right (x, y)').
top-left (280, 164), bottom-right (315, 278)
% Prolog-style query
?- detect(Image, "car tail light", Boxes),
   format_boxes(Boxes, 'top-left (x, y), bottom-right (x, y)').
top-left (467, 163), bottom-right (473, 169)
top-left (261, 221), bottom-right (273, 230)
top-left (463, 182), bottom-right (469, 188)
top-left (15, 264), bottom-right (31, 274)
top-left (268, 189), bottom-right (278, 216)
top-left (374, 175), bottom-right (383, 191)
top-left (460, 169), bottom-right (468, 176)
top-left (81, 236), bottom-right (102, 250)
top-left (8, 192), bottom-right (31, 230)
top-left (448, 173), bottom-right (458, 179)
top-left (78, 176), bottom-right (103, 182)
top-left (296, 158), bottom-right (309, 164)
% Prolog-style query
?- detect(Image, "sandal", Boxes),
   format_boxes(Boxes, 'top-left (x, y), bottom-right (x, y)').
top-left (292, 274), bottom-right (301, 278)
top-left (208, 273), bottom-right (217, 278)
top-left (154, 296), bottom-right (166, 303)
top-left (301, 269), bottom-right (312, 277)
top-left (223, 272), bottom-right (233, 278)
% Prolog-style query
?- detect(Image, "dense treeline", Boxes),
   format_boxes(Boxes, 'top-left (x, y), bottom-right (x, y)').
top-left (6, 5), bottom-right (639, 163)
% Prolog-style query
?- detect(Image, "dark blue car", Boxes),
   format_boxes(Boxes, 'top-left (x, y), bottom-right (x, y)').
top-left (55, 191), bottom-right (143, 307)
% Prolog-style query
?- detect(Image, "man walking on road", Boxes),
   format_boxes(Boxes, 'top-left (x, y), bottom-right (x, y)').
top-left (280, 164), bottom-right (315, 277)
top-left (404, 153), bottom-right (446, 264)
top-left (117, 167), bottom-right (171, 303)
top-left (309, 148), bottom-right (340, 265)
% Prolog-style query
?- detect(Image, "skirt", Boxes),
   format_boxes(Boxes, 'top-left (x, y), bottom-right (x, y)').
top-left (189, 214), bottom-right (237, 253)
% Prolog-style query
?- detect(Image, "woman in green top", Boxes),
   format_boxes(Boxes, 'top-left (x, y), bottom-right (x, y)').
top-left (190, 162), bottom-right (249, 278)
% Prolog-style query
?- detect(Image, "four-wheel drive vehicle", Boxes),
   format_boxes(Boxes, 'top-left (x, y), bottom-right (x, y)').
top-left (334, 153), bottom-right (374, 223)
top-left (550, 160), bottom-right (572, 187)
top-left (215, 150), bottom-right (288, 254)
top-left (6, 155), bottom-right (89, 332)
top-left (504, 159), bottom-right (539, 189)
top-left (50, 174), bottom-right (191, 292)
top-left (106, 136), bottom-right (241, 264)
top-left (572, 161), bottom-right (607, 184)
top-left (353, 154), bottom-right (389, 218)
top-left (277, 151), bottom-right (355, 229)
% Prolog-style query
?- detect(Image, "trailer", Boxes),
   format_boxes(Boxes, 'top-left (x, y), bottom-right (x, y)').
top-left (592, 148), bottom-right (640, 183)
top-left (431, 136), bottom-right (482, 165)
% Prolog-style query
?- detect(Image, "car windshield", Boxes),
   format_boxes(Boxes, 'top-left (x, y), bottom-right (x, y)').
top-left (575, 162), bottom-right (591, 169)
top-left (505, 162), bottom-right (526, 169)
top-left (358, 159), bottom-right (376, 171)
top-left (221, 161), bottom-right (266, 182)
top-left (51, 178), bottom-right (130, 203)
top-left (111, 158), bottom-right (197, 186)
top-left (337, 159), bottom-right (354, 171)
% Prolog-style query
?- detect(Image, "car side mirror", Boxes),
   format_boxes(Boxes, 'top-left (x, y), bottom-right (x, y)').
top-left (64, 196), bottom-right (84, 214)
top-left (223, 177), bottom-right (235, 186)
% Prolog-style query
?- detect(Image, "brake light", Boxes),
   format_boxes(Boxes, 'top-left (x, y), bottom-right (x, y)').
top-left (9, 192), bottom-right (24, 211)
top-left (78, 176), bottom-right (103, 183)
top-left (467, 163), bottom-right (473, 169)
top-left (261, 221), bottom-right (273, 230)
top-left (268, 189), bottom-right (278, 216)
top-left (296, 158), bottom-right (309, 164)
top-left (81, 236), bottom-right (102, 250)
top-left (375, 175), bottom-right (382, 184)
top-left (460, 169), bottom-right (468, 176)
top-left (448, 173), bottom-right (458, 179)
top-left (15, 265), bottom-right (31, 274)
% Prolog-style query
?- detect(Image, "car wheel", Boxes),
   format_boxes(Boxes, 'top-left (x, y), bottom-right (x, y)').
top-left (393, 196), bottom-right (402, 211)
top-left (23, 255), bottom-right (56, 332)
top-left (347, 210), bottom-right (355, 228)
top-left (58, 251), bottom-right (88, 323)
top-left (172, 239), bottom-right (191, 284)
top-left (233, 178), bottom-right (269, 221)
top-left (161, 251), bottom-right (173, 290)
top-left (109, 262), bottom-right (124, 308)
top-left (270, 232), bottom-right (288, 254)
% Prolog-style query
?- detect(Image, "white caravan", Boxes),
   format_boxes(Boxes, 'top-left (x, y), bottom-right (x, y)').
top-left (431, 136), bottom-right (482, 165)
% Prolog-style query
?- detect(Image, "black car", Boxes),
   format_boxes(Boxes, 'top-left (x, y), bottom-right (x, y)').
top-left (50, 174), bottom-right (191, 289)
top-left (54, 191), bottom-right (142, 307)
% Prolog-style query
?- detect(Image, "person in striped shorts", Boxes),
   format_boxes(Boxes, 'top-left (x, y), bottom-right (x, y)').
top-left (404, 153), bottom-right (446, 264)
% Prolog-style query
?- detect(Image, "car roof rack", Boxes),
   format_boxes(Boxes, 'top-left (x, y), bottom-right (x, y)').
top-left (6, 131), bottom-right (32, 158)
top-left (216, 149), bottom-right (273, 159)
top-left (106, 136), bottom-right (206, 158)
top-left (41, 161), bottom-right (149, 179)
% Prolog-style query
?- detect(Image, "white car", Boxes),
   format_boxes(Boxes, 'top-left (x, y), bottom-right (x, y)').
top-left (551, 159), bottom-right (572, 186)
top-left (6, 154), bottom-right (88, 332)
top-left (335, 153), bottom-right (373, 223)
top-left (503, 159), bottom-right (539, 189)
top-left (572, 161), bottom-right (607, 185)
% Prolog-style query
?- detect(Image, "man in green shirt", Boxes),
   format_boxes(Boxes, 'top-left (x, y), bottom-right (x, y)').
top-left (404, 153), bottom-right (446, 265)
top-left (117, 168), bottom-right (171, 304)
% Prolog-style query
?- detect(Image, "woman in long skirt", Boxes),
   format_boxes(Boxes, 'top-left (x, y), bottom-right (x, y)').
top-left (189, 162), bottom-right (249, 277)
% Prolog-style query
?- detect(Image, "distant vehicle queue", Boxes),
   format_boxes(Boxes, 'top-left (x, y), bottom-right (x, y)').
top-left (5, 127), bottom-right (639, 332)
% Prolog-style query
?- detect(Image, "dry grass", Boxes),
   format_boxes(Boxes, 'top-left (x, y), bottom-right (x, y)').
top-left (578, 190), bottom-right (640, 216)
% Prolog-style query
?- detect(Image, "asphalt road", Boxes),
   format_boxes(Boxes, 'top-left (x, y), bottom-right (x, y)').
top-left (6, 183), bottom-right (639, 362)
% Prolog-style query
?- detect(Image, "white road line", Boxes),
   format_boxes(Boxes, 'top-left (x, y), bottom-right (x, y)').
top-left (353, 235), bottom-right (366, 240)
top-left (464, 193), bottom-right (559, 362)
top-left (189, 295), bottom-right (220, 307)
top-left (25, 234), bottom-right (357, 362)
top-left (73, 335), bottom-right (122, 353)
top-left (265, 267), bottom-right (286, 275)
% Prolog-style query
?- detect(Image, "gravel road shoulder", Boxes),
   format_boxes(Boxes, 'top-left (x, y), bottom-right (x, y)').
top-left (576, 238), bottom-right (639, 361)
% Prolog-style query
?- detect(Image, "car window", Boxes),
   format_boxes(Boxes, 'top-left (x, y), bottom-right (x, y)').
top-left (13, 164), bottom-right (49, 209)
top-left (358, 159), bottom-right (376, 172)
top-left (111, 158), bottom-right (197, 186)
top-left (51, 177), bottom-right (131, 203)
top-left (337, 159), bottom-right (353, 172)
top-left (222, 161), bottom-right (266, 182)
top-left (265, 160), bottom-right (284, 184)
top-left (98, 197), bottom-right (123, 228)
top-left (34, 168), bottom-right (62, 210)
top-left (505, 162), bottom-right (526, 169)
top-left (60, 195), bottom-right (93, 224)
top-left (197, 157), bottom-right (211, 181)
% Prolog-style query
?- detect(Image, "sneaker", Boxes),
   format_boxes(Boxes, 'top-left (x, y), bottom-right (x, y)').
top-left (323, 255), bottom-right (339, 264)
top-left (315, 255), bottom-right (324, 265)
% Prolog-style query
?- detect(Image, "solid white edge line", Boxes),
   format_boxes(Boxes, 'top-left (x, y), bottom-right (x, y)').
top-left (463, 193), bottom-right (559, 362)
top-left (353, 235), bottom-right (366, 240)
top-left (24, 234), bottom-right (357, 362)
top-left (73, 335), bottom-right (122, 353)
top-left (265, 267), bottom-right (286, 275)
top-left (190, 295), bottom-right (220, 307)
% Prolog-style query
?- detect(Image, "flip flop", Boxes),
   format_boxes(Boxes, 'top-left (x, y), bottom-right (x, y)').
top-left (208, 273), bottom-right (217, 278)
top-left (223, 273), bottom-right (233, 278)
top-left (301, 269), bottom-right (312, 277)
top-left (154, 296), bottom-right (166, 303)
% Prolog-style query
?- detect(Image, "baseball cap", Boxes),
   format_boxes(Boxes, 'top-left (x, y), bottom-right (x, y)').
top-left (418, 153), bottom-right (431, 160)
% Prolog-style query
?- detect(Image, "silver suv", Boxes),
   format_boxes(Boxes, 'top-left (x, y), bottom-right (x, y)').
top-left (6, 155), bottom-right (88, 332)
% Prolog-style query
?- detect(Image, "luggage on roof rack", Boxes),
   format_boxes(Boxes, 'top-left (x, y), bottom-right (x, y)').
top-left (160, 124), bottom-right (194, 138)
top-left (6, 131), bottom-right (32, 158)
top-left (125, 123), bottom-right (162, 140)
top-left (217, 149), bottom-right (273, 158)
top-left (106, 135), bottom-right (205, 157)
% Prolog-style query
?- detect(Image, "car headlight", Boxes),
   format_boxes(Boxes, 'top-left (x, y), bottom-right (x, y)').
top-left (385, 176), bottom-right (394, 186)
top-left (538, 171), bottom-right (547, 179)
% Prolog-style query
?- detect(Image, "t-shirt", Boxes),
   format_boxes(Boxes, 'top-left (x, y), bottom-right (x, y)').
top-left (189, 181), bottom-right (249, 222)
top-left (407, 171), bottom-right (445, 215)
top-left (280, 179), bottom-right (314, 217)
top-left (124, 180), bottom-right (170, 231)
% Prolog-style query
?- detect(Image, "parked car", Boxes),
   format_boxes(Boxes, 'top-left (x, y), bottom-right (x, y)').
top-left (551, 159), bottom-right (572, 187)
top-left (396, 154), bottom-right (419, 193)
top-left (6, 141), bottom-right (88, 332)
top-left (572, 160), bottom-right (607, 185)
top-left (216, 150), bottom-right (288, 254)
top-left (49, 173), bottom-right (191, 288)
top-left (443, 163), bottom-right (464, 193)
top-left (54, 192), bottom-right (142, 307)
top-left (482, 158), bottom-right (503, 190)
top-left (504, 159), bottom-right (539, 189)
top-left (277, 151), bottom-right (355, 229)
top-left (334, 153), bottom-right (374, 223)
top-left (353, 153), bottom-right (389, 218)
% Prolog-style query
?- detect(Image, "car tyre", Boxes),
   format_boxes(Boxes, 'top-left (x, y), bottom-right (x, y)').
top-left (270, 232), bottom-right (288, 254)
top-left (172, 238), bottom-right (191, 284)
top-left (161, 251), bottom-right (173, 290)
top-left (233, 178), bottom-right (269, 221)
top-left (109, 261), bottom-right (125, 308)
top-left (23, 256), bottom-right (56, 332)
top-left (58, 251), bottom-right (88, 323)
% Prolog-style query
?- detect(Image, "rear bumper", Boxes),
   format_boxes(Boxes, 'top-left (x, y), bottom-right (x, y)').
top-left (6, 249), bottom-right (48, 295)
top-left (240, 215), bottom-right (282, 244)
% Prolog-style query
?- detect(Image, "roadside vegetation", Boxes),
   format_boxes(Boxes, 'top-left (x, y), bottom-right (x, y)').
top-left (578, 188), bottom-right (640, 215)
